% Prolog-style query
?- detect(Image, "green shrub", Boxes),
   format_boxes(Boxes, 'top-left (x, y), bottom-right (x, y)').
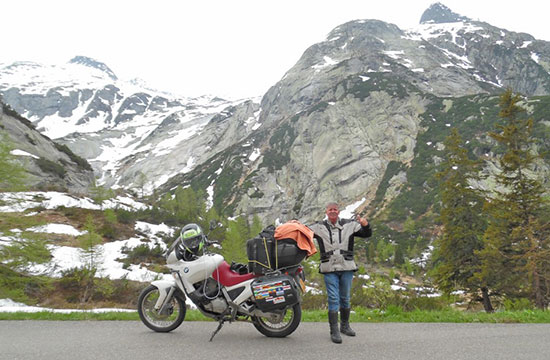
top-left (502, 298), bottom-right (533, 311)
top-left (36, 158), bottom-right (66, 177)
top-left (100, 223), bottom-right (117, 240)
top-left (404, 295), bottom-right (449, 311)
top-left (91, 278), bottom-right (115, 300)
top-left (115, 208), bottom-right (136, 224)
top-left (54, 143), bottom-right (93, 171)
top-left (121, 244), bottom-right (164, 266)
top-left (0, 266), bottom-right (34, 302)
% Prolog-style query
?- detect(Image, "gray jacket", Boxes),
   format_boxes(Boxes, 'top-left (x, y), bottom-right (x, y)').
top-left (309, 219), bottom-right (372, 273)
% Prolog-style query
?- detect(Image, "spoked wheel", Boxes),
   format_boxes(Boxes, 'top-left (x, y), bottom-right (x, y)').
top-left (252, 303), bottom-right (301, 337)
top-left (138, 285), bottom-right (186, 332)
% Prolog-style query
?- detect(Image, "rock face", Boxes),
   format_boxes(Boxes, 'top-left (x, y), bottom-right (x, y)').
top-left (0, 102), bottom-right (94, 192)
top-left (2, 5), bottom-right (550, 224)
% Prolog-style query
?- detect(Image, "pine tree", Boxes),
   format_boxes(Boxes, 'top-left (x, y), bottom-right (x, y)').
top-left (366, 241), bottom-right (376, 263)
top-left (135, 171), bottom-right (148, 198)
top-left (432, 128), bottom-right (492, 311)
top-left (173, 186), bottom-right (207, 224)
top-left (201, 207), bottom-right (225, 241)
top-left (477, 89), bottom-right (550, 309)
top-left (89, 181), bottom-right (115, 204)
top-left (0, 238), bottom-right (50, 270)
top-left (221, 216), bottom-right (249, 264)
top-left (78, 215), bottom-right (104, 303)
top-left (0, 132), bottom-right (26, 191)
top-left (393, 244), bottom-right (405, 266)
top-left (249, 215), bottom-right (263, 237)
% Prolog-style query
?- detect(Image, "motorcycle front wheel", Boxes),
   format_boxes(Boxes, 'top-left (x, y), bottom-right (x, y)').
top-left (252, 303), bottom-right (301, 337)
top-left (138, 285), bottom-right (186, 332)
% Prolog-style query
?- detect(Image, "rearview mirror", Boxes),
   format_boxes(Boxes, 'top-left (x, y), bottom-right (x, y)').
top-left (209, 220), bottom-right (217, 230)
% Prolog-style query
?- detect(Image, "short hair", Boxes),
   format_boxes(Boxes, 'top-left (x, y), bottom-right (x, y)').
top-left (325, 202), bottom-right (339, 209)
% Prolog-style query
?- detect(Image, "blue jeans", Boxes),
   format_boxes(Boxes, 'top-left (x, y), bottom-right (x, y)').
top-left (323, 271), bottom-right (354, 311)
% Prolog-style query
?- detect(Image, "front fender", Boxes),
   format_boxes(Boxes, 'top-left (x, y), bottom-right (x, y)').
top-left (151, 279), bottom-right (177, 310)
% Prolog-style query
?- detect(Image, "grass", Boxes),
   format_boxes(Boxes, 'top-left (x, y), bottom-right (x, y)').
top-left (2, 308), bottom-right (550, 323)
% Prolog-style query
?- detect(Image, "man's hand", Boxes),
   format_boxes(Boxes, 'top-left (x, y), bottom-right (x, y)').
top-left (356, 215), bottom-right (369, 227)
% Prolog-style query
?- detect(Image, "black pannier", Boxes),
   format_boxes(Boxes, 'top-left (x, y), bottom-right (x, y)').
top-left (251, 274), bottom-right (299, 311)
top-left (246, 226), bottom-right (307, 275)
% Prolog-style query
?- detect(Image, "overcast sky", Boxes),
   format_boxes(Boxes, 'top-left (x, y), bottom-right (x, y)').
top-left (2, 0), bottom-right (550, 99)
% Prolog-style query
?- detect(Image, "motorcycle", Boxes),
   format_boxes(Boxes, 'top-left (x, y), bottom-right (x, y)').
top-left (137, 222), bottom-right (306, 341)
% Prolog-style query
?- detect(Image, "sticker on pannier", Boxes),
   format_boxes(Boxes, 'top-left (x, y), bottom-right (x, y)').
top-left (251, 276), bottom-right (299, 311)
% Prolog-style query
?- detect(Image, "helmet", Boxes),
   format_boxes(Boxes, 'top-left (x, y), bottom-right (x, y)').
top-left (180, 223), bottom-right (205, 256)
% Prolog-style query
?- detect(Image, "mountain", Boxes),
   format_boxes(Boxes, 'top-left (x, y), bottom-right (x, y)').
top-left (1, 3), bottom-right (550, 226)
top-left (0, 57), bottom-right (260, 191)
top-left (0, 101), bottom-right (94, 192)
top-left (161, 2), bottom-right (550, 224)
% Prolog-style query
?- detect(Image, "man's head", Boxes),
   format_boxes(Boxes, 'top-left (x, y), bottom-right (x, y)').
top-left (325, 202), bottom-right (340, 224)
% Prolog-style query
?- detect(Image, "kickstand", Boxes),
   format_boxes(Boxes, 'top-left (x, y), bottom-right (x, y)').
top-left (209, 320), bottom-right (225, 342)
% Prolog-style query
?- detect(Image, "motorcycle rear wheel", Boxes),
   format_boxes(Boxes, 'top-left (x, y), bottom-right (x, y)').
top-left (138, 285), bottom-right (186, 332)
top-left (252, 303), bottom-right (301, 337)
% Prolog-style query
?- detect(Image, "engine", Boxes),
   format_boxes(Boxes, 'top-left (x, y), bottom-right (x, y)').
top-left (187, 278), bottom-right (228, 313)
top-left (203, 297), bottom-right (229, 313)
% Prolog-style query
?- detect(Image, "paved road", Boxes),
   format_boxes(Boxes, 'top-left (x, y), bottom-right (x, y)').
top-left (1, 321), bottom-right (550, 360)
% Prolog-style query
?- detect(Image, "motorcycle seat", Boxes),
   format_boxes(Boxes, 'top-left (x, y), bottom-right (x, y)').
top-left (212, 261), bottom-right (256, 287)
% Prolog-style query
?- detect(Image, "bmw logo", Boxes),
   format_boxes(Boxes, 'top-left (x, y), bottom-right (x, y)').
top-left (184, 267), bottom-right (189, 273)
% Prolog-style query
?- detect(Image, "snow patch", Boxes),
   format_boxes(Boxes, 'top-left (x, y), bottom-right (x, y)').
top-left (248, 148), bottom-right (261, 162)
top-left (10, 149), bottom-right (39, 159)
top-left (27, 224), bottom-right (86, 236)
top-left (0, 298), bottom-right (134, 313)
top-left (521, 41), bottom-right (532, 48)
top-left (312, 56), bottom-right (339, 72)
top-left (0, 192), bottom-right (148, 213)
top-left (340, 198), bottom-right (366, 219)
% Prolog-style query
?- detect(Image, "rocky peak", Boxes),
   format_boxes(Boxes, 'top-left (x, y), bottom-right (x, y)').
top-left (420, 2), bottom-right (471, 24)
top-left (68, 56), bottom-right (118, 80)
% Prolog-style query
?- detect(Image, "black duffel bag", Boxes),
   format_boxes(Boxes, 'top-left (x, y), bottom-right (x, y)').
top-left (247, 226), bottom-right (307, 275)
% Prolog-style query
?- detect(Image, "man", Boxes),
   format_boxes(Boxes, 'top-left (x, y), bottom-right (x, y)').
top-left (309, 202), bottom-right (372, 344)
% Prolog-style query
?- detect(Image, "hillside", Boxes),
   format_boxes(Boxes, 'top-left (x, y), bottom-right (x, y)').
top-left (1, 3), bottom-right (550, 310)
top-left (0, 101), bottom-right (94, 192)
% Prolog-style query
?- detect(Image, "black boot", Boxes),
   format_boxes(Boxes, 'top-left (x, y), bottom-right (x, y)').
top-left (340, 308), bottom-right (356, 336)
top-left (328, 310), bottom-right (342, 343)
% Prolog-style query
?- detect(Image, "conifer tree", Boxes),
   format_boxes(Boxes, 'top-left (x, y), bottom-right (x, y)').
top-left (0, 132), bottom-right (26, 191)
top-left (78, 215), bottom-right (104, 303)
top-left (89, 181), bottom-right (115, 204)
top-left (432, 128), bottom-right (492, 311)
top-left (249, 215), bottom-right (263, 237)
top-left (173, 186), bottom-right (206, 224)
top-left (0, 238), bottom-right (50, 270)
top-left (221, 216), bottom-right (250, 264)
top-left (200, 207), bottom-right (226, 244)
top-left (367, 241), bottom-right (376, 263)
top-left (393, 244), bottom-right (405, 266)
top-left (135, 171), bottom-right (148, 198)
top-left (477, 89), bottom-right (550, 309)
